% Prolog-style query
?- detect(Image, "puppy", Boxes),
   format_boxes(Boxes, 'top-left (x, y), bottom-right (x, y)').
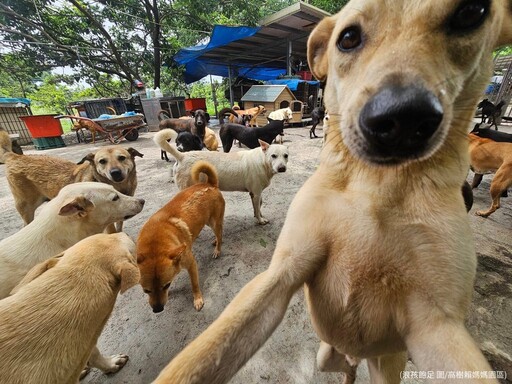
top-left (0, 182), bottom-right (144, 299)
top-left (137, 161), bottom-right (224, 313)
top-left (470, 123), bottom-right (512, 143)
top-left (1, 145), bottom-right (143, 229)
top-left (153, 1), bottom-right (512, 383)
top-left (219, 120), bottom-right (284, 152)
top-left (309, 106), bottom-right (325, 139)
top-left (0, 232), bottom-right (140, 384)
top-left (469, 133), bottom-right (512, 217)
top-left (154, 129), bottom-right (288, 224)
top-left (228, 105), bottom-right (266, 127)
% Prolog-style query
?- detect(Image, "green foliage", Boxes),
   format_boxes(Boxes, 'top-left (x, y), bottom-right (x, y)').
top-left (189, 78), bottom-right (231, 115)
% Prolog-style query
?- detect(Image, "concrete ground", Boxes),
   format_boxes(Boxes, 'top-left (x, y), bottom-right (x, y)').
top-left (0, 122), bottom-right (510, 383)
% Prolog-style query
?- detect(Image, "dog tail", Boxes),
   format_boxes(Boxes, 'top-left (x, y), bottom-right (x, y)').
top-left (158, 110), bottom-right (171, 121)
top-left (218, 107), bottom-right (238, 125)
top-left (153, 129), bottom-right (184, 162)
top-left (190, 160), bottom-right (219, 187)
top-left (0, 129), bottom-right (15, 164)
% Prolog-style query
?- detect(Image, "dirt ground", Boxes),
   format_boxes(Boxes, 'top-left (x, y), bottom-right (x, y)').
top-left (0, 122), bottom-right (510, 383)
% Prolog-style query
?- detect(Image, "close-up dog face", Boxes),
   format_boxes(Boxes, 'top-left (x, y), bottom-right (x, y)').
top-left (137, 244), bottom-right (186, 313)
top-left (193, 109), bottom-right (207, 128)
top-left (308, 0), bottom-right (511, 166)
top-left (80, 147), bottom-right (143, 183)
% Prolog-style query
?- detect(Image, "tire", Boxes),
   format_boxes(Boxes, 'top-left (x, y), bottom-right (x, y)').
top-left (124, 128), bottom-right (139, 141)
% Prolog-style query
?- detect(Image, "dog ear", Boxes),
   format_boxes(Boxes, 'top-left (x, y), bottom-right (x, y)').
top-left (127, 147), bottom-right (144, 158)
top-left (77, 152), bottom-right (95, 165)
top-left (258, 139), bottom-right (270, 152)
top-left (58, 195), bottom-right (95, 217)
top-left (307, 15), bottom-right (336, 82)
top-left (116, 259), bottom-right (141, 294)
top-left (10, 255), bottom-right (62, 295)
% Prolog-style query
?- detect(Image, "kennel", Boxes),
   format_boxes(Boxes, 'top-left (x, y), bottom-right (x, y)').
top-left (0, 98), bottom-right (33, 145)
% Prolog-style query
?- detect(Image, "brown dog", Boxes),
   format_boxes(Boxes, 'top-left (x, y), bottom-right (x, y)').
top-left (1, 145), bottom-right (142, 228)
top-left (469, 133), bottom-right (512, 217)
top-left (0, 232), bottom-right (140, 384)
top-left (158, 109), bottom-right (208, 142)
top-left (137, 160), bottom-right (224, 313)
top-left (228, 105), bottom-right (266, 127)
top-left (153, 1), bottom-right (512, 383)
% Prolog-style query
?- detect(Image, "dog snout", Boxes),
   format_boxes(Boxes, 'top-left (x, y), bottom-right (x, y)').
top-left (152, 304), bottom-right (164, 313)
top-left (110, 168), bottom-right (125, 182)
top-left (277, 165), bottom-right (287, 173)
top-left (138, 198), bottom-right (145, 207)
top-left (358, 84), bottom-right (443, 162)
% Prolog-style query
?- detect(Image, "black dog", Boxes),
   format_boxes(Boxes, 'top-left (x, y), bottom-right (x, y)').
top-left (219, 110), bottom-right (284, 152)
top-left (477, 99), bottom-right (506, 130)
top-left (176, 131), bottom-right (203, 152)
top-left (470, 123), bottom-right (512, 143)
top-left (158, 109), bottom-right (208, 161)
top-left (309, 107), bottom-right (325, 139)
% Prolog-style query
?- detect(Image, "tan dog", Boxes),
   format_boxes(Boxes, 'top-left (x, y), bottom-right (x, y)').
top-left (228, 105), bottom-right (266, 127)
top-left (153, 1), bottom-right (512, 383)
top-left (204, 126), bottom-right (219, 151)
top-left (1, 145), bottom-right (143, 228)
top-left (468, 133), bottom-right (512, 217)
top-left (137, 161), bottom-right (224, 312)
top-left (0, 232), bottom-right (140, 384)
top-left (0, 181), bottom-right (144, 299)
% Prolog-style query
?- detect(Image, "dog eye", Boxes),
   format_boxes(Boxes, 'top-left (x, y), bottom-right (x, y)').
top-left (143, 289), bottom-right (151, 294)
top-left (118, 156), bottom-right (126, 161)
top-left (162, 283), bottom-right (171, 290)
top-left (284, 154), bottom-right (288, 159)
top-left (337, 26), bottom-right (362, 52)
top-left (99, 159), bottom-right (107, 165)
top-left (450, 0), bottom-right (489, 31)
top-left (112, 195), bottom-right (119, 201)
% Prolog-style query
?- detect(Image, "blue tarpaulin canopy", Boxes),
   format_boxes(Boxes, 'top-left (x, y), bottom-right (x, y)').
top-left (172, 2), bottom-right (330, 84)
top-left (0, 97), bottom-right (31, 107)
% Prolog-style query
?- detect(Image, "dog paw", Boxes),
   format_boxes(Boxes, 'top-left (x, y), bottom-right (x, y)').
top-left (102, 354), bottom-right (129, 374)
top-left (212, 249), bottom-right (221, 259)
top-left (257, 217), bottom-right (269, 225)
top-left (194, 297), bottom-right (204, 311)
top-left (80, 366), bottom-right (91, 379)
top-left (475, 210), bottom-right (490, 217)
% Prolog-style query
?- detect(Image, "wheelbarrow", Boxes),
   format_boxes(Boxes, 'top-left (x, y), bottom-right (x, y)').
top-left (55, 113), bottom-right (146, 144)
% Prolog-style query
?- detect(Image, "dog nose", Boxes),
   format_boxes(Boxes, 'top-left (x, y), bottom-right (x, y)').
top-left (152, 304), bottom-right (164, 313)
top-left (277, 166), bottom-right (287, 173)
top-left (110, 168), bottom-right (124, 182)
top-left (138, 198), bottom-right (145, 207)
top-left (359, 84), bottom-right (443, 160)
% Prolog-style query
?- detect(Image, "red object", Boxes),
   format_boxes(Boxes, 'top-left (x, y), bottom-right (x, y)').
top-left (19, 114), bottom-right (63, 138)
top-left (184, 98), bottom-right (207, 112)
top-left (297, 71), bottom-right (313, 81)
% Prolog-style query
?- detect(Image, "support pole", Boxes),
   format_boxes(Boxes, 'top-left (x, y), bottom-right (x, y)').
top-left (228, 65), bottom-right (234, 107)
top-left (210, 74), bottom-right (218, 118)
top-left (287, 39), bottom-right (292, 76)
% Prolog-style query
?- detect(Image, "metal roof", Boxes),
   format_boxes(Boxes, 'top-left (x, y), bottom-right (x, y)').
top-left (192, 2), bottom-right (330, 69)
top-left (240, 85), bottom-right (294, 102)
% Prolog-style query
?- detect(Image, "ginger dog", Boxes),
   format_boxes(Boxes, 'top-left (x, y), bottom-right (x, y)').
top-left (0, 233), bottom-right (140, 384)
top-left (228, 105), bottom-right (266, 127)
top-left (154, 1), bottom-right (512, 383)
top-left (137, 161), bottom-right (224, 313)
top-left (468, 133), bottom-right (512, 217)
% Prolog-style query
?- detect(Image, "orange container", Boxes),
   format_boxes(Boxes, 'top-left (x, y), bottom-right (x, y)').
top-left (19, 114), bottom-right (63, 138)
top-left (184, 98), bottom-right (207, 112)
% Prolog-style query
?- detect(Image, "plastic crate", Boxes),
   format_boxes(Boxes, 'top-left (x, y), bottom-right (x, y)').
top-left (19, 114), bottom-right (63, 138)
top-left (32, 136), bottom-right (66, 150)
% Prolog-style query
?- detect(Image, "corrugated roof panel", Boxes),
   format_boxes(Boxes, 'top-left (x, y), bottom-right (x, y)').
top-left (240, 85), bottom-right (288, 102)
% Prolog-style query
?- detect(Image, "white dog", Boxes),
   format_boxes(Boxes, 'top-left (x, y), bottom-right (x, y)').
top-left (267, 107), bottom-right (293, 144)
top-left (0, 182), bottom-right (144, 298)
top-left (154, 129), bottom-right (288, 224)
top-left (0, 232), bottom-right (140, 384)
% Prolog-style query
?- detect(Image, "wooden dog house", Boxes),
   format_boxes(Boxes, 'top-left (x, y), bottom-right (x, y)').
top-left (240, 85), bottom-right (302, 126)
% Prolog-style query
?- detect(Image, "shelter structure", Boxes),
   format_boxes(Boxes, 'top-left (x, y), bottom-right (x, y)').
top-left (173, 2), bottom-right (330, 105)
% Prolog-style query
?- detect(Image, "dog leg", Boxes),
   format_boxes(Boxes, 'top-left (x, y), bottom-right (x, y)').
top-left (208, 214), bottom-right (224, 259)
top-left (250, 192), bottom-right (268, 225)
top-left (476, 165), bottom-right (511, 217)
top-left (317, 341), bottom-right (358, 384)
top-left (86, 345), bottom-right (129, 375)
top-left (184, 253), bottom-right (204, 311)
top-left (366, 352), bottom-right (406, 384)
top-left (471, 173), bottom-right (484, 189)
top-left (310, 124), bottom-right (318, 139)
